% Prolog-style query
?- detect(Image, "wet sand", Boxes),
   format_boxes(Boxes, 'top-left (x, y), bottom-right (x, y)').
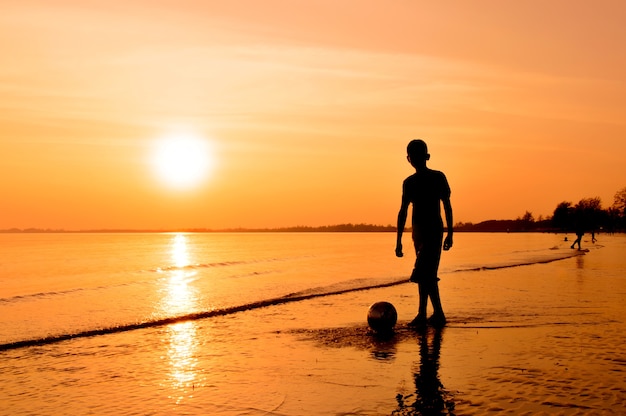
top-left (239, 241), bottom-right (626, 415)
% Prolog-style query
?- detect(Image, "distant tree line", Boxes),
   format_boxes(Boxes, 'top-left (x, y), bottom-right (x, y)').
top-left (224, 223), bottom-right (397, 232)
top-left (455, 186), bottom-right (626, 233)
top-left (4, 187), bottom-right (625, 234)
top-left (0, 223), bottom-right (397, 233)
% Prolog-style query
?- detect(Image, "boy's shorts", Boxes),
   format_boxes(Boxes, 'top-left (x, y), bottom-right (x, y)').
top-left (410, 231), bottom-right (443, 284)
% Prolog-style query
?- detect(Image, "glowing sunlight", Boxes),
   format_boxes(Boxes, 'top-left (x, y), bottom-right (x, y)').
top-left (171, 233), bottom-right (190, 268)
top-left (166, 321), bottom-right (199, 396)
top-left (162, 234), bottom-right (198, 316)
top-left (151, 133), bottom-right (214, 190)
top-left (162, 235), bottom-right (200, 397)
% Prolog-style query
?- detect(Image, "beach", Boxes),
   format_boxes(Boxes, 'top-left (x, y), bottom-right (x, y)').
top-left (1, 233), bottom-right (625, 415)
top-left (5, 3), bottom-right (626, 414)
top-left (206, 243), bottom-right (626, 415)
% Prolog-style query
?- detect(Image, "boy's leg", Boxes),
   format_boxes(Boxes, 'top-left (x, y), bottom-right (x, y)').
top-left (429, 282), bottom-right (445, 316)
top-left (409, 232), bottom-right (445, 327)
top-left (427, 280), bottom-right (446, 327)
top-left (408, 283), bottom-right (428, 327)
top-left (418, 283), bottom-right (428, 317)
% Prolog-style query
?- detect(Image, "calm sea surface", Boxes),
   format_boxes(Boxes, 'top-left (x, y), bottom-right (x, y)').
top-left (1, 232), bottom-right (623, 415)
top-left (0, 232), bottom-right (584, 347)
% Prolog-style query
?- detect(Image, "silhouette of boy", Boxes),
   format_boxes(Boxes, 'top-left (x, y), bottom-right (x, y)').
top-left (395, 139), bottom-right (453, 328)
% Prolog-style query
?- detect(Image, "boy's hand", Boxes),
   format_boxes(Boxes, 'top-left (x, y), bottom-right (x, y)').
top-left (395, 244), bottom-right (404, 257)
top-left (443, 234), bottom-right (453, 251)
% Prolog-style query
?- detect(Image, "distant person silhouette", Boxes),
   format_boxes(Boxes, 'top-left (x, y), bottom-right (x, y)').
top-left (571, 224), bottom-right (584, 250)
top-left (396, 139), bottom-right (453, 328)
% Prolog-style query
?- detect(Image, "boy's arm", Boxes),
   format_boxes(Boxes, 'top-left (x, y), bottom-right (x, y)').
top-left (396, 194), bottom-right (409, 257)
top-left (442, 197), bottom-right (453, 250)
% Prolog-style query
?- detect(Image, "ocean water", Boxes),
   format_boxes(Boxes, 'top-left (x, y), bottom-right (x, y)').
top-left (1, 232), bottom-right (623, 415)
top-left (0, 232), bottom-right (583, 348)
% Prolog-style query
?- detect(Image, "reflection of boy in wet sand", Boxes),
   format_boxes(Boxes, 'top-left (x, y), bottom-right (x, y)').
top-left (394, 327), bottom-right (455, 413)
top-left (395, 140), bottom-right (453, 328)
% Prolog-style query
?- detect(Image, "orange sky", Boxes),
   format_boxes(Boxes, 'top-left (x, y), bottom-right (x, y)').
top-left (1, 1), bottom-right (625, 230)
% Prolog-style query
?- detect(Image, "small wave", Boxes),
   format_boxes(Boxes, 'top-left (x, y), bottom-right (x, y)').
top-left (150, 256), bottom-right (305, 273)
top-left (0, 259), bottom-right (280, 304)
top-left (0, 278), bottom-right (405, 352)
top-left (0, 288), bottom-right (84, 303)
top-left (452, 248), bottom-right (586, 273)
top-left (152, 260), bottom-right (248, 272)
top-left (0, 279), bottom-right (142, 304)
top-left (0, 247), bottom-right (589, 352)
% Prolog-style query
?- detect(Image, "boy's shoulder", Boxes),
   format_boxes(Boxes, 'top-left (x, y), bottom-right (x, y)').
top-left (405, 167), bottom-right (446, 181)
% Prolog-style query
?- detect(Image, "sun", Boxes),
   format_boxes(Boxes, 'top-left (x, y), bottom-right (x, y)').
top-left (151, 133), bottom-right (214, 190)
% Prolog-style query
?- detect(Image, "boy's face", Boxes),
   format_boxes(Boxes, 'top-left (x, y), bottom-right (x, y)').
top-left (407, 152), bottom-right (428, 167)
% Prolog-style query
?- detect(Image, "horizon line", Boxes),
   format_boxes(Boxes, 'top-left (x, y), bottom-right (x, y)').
top-left (0, 219), bottom-right (571, 234)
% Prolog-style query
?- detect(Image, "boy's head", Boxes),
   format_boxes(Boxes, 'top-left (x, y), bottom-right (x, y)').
top-left (407, 139), bottom-right (430, 166)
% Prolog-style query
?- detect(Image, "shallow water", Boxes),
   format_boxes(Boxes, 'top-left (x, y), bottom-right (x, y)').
top-left (1, 232), bottom-right (623, 415)
top-left (0, 232), bottom-right (581, 347)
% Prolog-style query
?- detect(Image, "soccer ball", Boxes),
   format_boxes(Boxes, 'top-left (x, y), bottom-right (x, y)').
top-left (367, 301), bottom-right (398, 333)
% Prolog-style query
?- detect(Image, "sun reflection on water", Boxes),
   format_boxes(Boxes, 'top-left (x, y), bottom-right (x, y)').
top-left (171, 233), bottom-right (190, 268)
top-left (161, 234), bottom-right (201, 400)
top-left (163, 233), bottom-right (198, 316)
top-left (167, 321), bottom-right (199, 394)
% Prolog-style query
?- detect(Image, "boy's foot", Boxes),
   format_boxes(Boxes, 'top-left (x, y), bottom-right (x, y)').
top-left (407, 315), bottom-right (427, 329)
top-left (427, 314), bottom-right (447, 328)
